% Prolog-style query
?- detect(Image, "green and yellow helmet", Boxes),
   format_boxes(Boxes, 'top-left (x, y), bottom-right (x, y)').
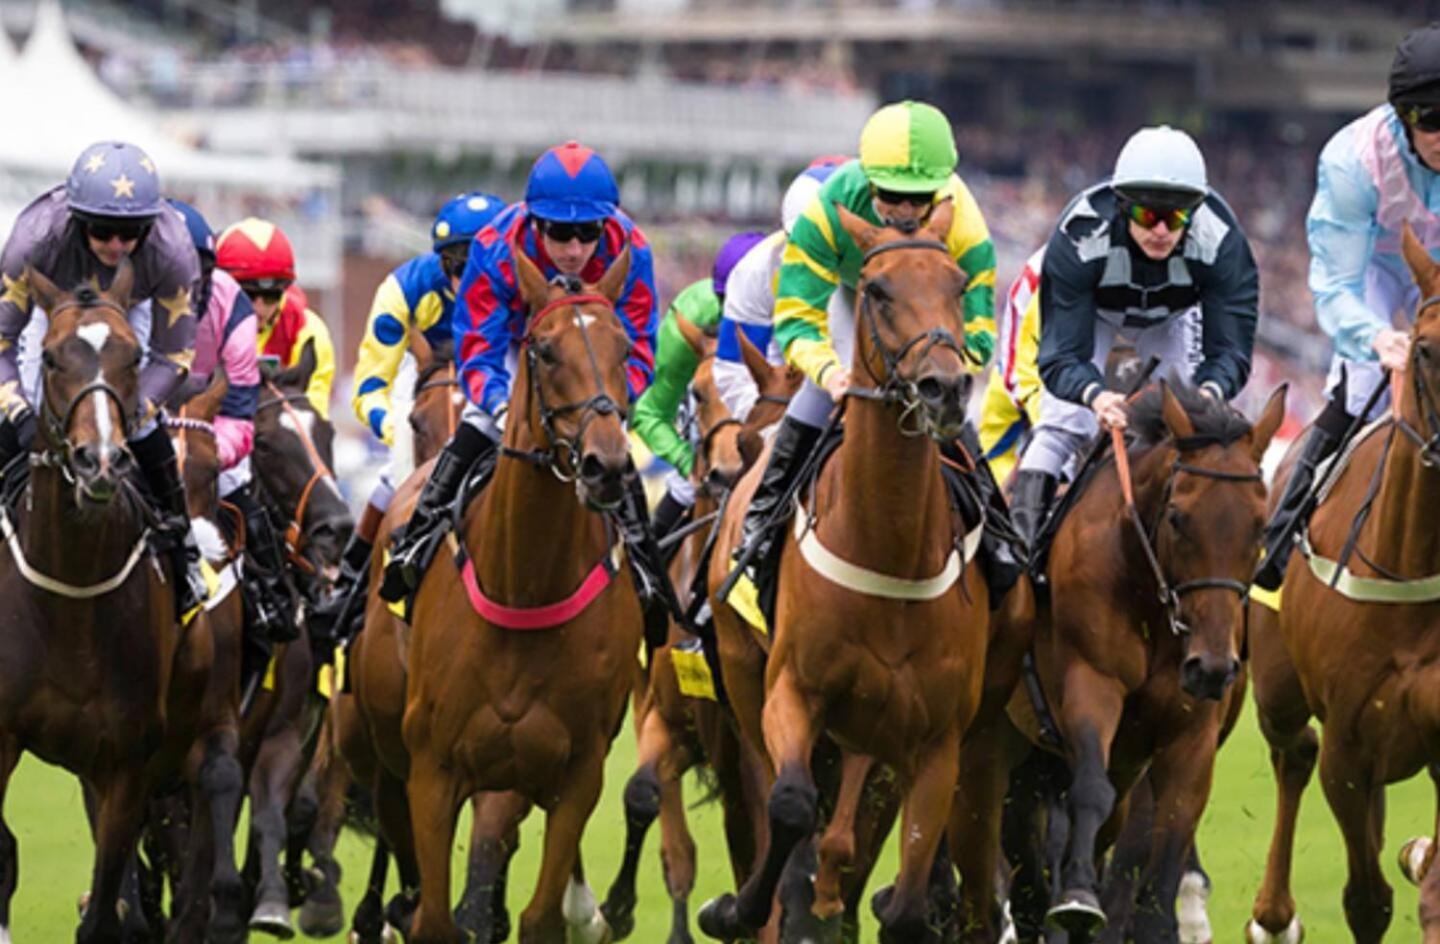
top-left (859, 100), bottom-right (958, 193)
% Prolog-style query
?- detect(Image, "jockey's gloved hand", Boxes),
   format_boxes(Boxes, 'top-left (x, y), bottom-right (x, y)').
top-left (0, 407), bottom-right (36, 469)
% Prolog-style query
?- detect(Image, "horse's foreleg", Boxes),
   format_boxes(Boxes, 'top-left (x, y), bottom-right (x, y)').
top-left (521, 756), bottom-right (608, 944)
top-left (813, 752), bottom-right (871, 925)
top-left (657, 754), bottom-right (699, 944)
top-left (455, 790), bottom-right (528, 944)
top-left (78, 768), bottom-right (148, 944)
top-left (873, 729), bottom-right (961, 944)
top-left (1048, 666), bottom-right (1124, 939)
top-left (1416, 763), bottom-right (1440, 944)
top-left (600, 700), bottom-right (672, 939)
top-left (198, 726), bottom-right (247, 944)
top-left (1319, 737), bottom-right (1392, 944)
top-left (374, 769), bottom-right (420, 932)
top-left (405, 751), bottom-right (466, 944)
top-left (0, 737), bottom-right (19, 940)
top-left (298, 711), bottom-right (352, 938)
top-left (246, 724), bottom-right (305, 937)
top-left (952, 713), bottom-right (1026, 944)
top-left (1246, 706), bottom-right (1318, 940)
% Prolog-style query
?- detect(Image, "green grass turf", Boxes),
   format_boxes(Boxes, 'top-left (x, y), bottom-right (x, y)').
top-left (2, 697), bottom-right (1433, 941)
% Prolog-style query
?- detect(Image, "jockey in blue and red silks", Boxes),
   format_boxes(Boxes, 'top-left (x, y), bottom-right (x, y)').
top-left (380, 141), bottom-right (673, 632)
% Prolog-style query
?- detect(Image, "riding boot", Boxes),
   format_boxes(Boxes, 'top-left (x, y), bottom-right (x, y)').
top-left (651, 489), bottom-right (690, 543)
top-left (379, 422), bottom-right (496, 602)
top-left (1254, 420), bottom-right (1345, 591)
top-left (130, 425), bottom-right (207, 618)
top-left (0, 407), bottom-right (35, 490)
top-left (724, 414), bottom-right (822, 603)
top-left (1010, 469), bottom-right (1058, 556)
top-left (619, 471), bottom-right (683, 654)
top-left (948, 431), bottom-right (1023, 607)
top-left (234, 490), bottom-right (300, 643)
top-left (309, 501), bottom-right (384, 646)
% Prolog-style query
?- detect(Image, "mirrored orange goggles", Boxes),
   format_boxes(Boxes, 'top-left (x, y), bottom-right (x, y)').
top-left (1124, 202), bottom-right (1193, 232)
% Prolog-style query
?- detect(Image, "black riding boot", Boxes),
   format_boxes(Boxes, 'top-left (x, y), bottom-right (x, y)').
top-left (379, 423), bottom-right (496, 602)
top-left (310, 501), bottom-right (383, 646)
top-left (1010, 469), bottom-right (1058, 554)
top-left (619, 472), bottom-right (683, 653)
top-left (651, 489), bottom-right (690, 543)
top-left (723, 414), bottom-right (822, 600)
top-left (231, 488), bottom-right (300, 643)
top-left (130, 425), bottom-right (207, 618)
top-left (949, 430), bottom-right (1023, 607)
top-left (1254, 419), bottom-right (1345, 591)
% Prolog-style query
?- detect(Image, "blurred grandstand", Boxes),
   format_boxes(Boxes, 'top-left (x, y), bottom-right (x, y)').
top-left (0, 0), bottom-right (1429, 476)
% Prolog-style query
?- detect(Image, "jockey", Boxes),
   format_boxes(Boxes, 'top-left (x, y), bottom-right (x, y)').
top-left (635, 230), bottom-right (767, 540)
top-left (728, 100), bottom-right (1021, 604)
top-left (1008, 125), bottom-right (1259, 548)
top-left (215, 219), bottom-right (336, 418)
top-left (309, 189), bottom-right (504, 640)
top-left (712, 156), bottom-right (848, 420)
top-left (0, 141), bottom-right (206, 615)
top-left (379, 141), bottom-right (668, 629)
top-left (167, 199), bottom-right (297, 642)
top-left (976, 246), bottom-right (1045, 484)
top-left (1257, 23), bottom-right (1440, 589)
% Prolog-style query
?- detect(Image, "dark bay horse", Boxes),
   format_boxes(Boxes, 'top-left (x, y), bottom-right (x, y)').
top-left (601, 320), bottom-right (799, 943)
top-left (1247, 225), bottom-right (1440, 944)
top-left (403, 246), bottom-right (642, 943)
top-left (700, 201), bottom-right (992, 944)
top-left (1010, 382), bottom-right (1283, 943)
top-left (0, 265), bottom-right (182, 943)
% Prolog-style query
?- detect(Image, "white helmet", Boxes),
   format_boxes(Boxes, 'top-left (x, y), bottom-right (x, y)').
top-left (1112, 126), bottom-right (1208, 206)
top-left (781, 156), bottom-right (848, 235)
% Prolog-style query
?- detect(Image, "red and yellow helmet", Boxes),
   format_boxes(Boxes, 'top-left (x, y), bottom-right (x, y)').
top-left (216, 217), bottom-right (296, 287)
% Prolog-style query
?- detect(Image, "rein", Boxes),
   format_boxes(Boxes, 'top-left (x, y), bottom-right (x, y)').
top-left (257, 382), bottom-right (335, 574)
top-left (414, 362), bottom-right (460, 441)
top-left (1110, 426), bottom-right (1261, 636)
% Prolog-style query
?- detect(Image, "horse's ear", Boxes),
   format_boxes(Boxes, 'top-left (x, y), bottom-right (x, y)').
top-left (276, 338), bottom-right (318, 389)
top-left (924, 197), bottom-right (955, 243)
top-left (107, 256), bottom-right (135, 311)
top-left (23, 266), bottom-right (63, 314)
top-left (513, 243), bottom-right (551, 314)
top-left (1250, 382), bottom-right (1288, 462)
top-left (674, 313), bottom-right (711, 359)
top-left (1402, 221), bottom-right (1440, 297)
top-left (835, 203), bottom-right (883, 253)
top-left (408, 324), bottom-right (433, 369)
top-left (192, 364), bottom-right (230, 421)
top-left (596, 245), bottom-right (632, 305)
top-left (737, 328), bottom-right (772, 388)
top-left (1159, 381), bottom-right (1195, 440)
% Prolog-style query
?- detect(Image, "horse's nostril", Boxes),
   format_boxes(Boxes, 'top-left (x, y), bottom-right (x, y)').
top-left (579, 453), bottom-right (608, 482)
top-left (915, 376), bottom-right (946, 406)
top-left (73, 446), bottom-right (100, 475)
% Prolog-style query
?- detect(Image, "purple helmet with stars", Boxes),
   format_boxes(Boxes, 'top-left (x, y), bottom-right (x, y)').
top-left (66, 141), bottom-right (163, 220)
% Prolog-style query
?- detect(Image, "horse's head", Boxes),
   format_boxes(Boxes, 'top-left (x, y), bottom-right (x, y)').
top-left (735, 329), bottom-right (802, 468)
top-left (835, 199), bottom-right (975, 439)
top-left (28, 262), bottom-right (141, 505)
top-left (1137, 382), bottom-right (1285, 701)
top-left (1400, 222), bottom-right (1440, 461)
top-left (674, 314), bottom-right (743, 495)
top-left (407, 331), bottom-right (460, 467)
top-left (512, 244), bottom-right (634, 510)
top-left (254, 340), bottom-right (352, 577)
top-left (168, 366), bottom-right (228, 519)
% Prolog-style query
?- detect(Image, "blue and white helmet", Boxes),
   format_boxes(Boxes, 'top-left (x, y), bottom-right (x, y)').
top-left (167, 198), bottom-right (216, 261)
top-left (432, 191), bottom-right (505, 250)
top-left (66, 141), bottom-right (163, 220)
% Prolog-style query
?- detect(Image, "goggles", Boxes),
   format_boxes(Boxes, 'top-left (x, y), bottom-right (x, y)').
top-left (540, 219), bottom-right (603, 244)
top-left (440, 246), bottom-right (470, 280)
top-left (239, 279), bottom-right (291, 304)
top-left (1401, 103), bottom-right (1440, 133)
top-left (871, 186), bottom-right (935, 208)
top-left (1123, 202), bottom-right (1193, 233)
top-left (81, 216), bottom-right (151, 244)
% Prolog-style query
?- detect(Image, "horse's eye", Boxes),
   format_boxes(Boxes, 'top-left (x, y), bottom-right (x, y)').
top-left (41, 350), bottom-right (57, 370)
top-left (532, 341), bottom-right (557, 366)
top-left (130, 351), bottom-right (142, 368)
top-left (1167, 507), bottom-right (1188, 533)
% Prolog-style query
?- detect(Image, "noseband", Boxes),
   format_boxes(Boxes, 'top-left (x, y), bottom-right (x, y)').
top-left (844, 238), bottom-right (977, 437)
top-left (504, 292), bottom-right (627, 482)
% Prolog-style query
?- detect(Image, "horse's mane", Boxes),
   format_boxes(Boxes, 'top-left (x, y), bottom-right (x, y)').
top-left (1127, 384), bottom-right (1252, 450)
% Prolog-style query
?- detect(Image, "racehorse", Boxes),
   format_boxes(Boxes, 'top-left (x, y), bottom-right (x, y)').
top-left (242, 340), bottom-right (352, 936)
top-left (601, 320), bottom-right (800, 943)
top-left (1246, 225), bottom-right (1440, 944)
top-left (0, 265), bottom-right (185, 943)
top-left (402, 245), bottom-right (642, 943)
top-left (700, 201), bottom-right (993, 944)
top-left (1012, 382), bottom-right (1283, 943)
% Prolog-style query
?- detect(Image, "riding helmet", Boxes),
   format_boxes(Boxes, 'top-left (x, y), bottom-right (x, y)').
top-left (167, 198), bottom-right (216, 263)
top-left (1391, 23), bottom-right (1440, 107)
top-left (432, 191), bottom-right (506, 251)
top-left (858, 101), bottom-right (957, 194)
top-left (66, 141), bottom-right (163, 220)
top-left (712, 231), bottom-right (767, 298)
top-left (524, 141), bottom-right (620, 223)
top-left (781, 155), bottom-right (848, 235)
top-left (1111, 125), bottom-right (1209, 211)
top-left (216, 218), bottom-right (297, 288)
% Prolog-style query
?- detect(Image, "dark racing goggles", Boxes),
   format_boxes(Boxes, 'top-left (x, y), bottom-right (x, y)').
top-left (1123, 202), bottom-right (1193, 232)
top-left (1401, 103), bottom-right (1440, 133)
top-left (871, 186), bottom-right (936, 208)
top-left (239, 279), bottom-right (291, 304)
top-left (440, 246), bottom-right (470, 280)
top-left (79, 215), bottom-right (151, 244)
top-left (540, 219), bottom-right (603, 244)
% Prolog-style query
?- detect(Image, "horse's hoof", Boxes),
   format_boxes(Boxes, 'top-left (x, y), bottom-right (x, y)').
top-left (1046, 889), bottom-right (1106, 936)
top-left (999, 897), bottom-right (1018, 944)
top-left (76, 890), bottom-right (89, 918)
top-left (1245, 915), bottom-right (1303, 944)
top-left (564, 878), bottom-right (612, 944)
top-left (1177, 870), bottom-right (1212, 944)
top-left (1401, 836), bottom-right (1433, 885)
top-left (698, 894), bottom-right (744, 940)
top-left (298, 893), bottom-right (346, 938)
top-left (348, 926), bottom-right (399, 944)
top-left (600, 897), bottom-right (636, 942)
top-left (249, 899), bottom-right (296, 939)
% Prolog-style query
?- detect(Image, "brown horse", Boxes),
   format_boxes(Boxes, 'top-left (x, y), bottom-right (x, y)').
top-left (401, 243), bottom-right (642, 944)
top-left (700, 202), bottom-right (992, 944)
top-left (0, 266), bottom-right (186, 943)
top-left (1246, 226), bottom-right (1440, 944)
top-left (601, 321), bottom-right (800, 943)
top-left (1008, 382), bottom-right (1283, 943)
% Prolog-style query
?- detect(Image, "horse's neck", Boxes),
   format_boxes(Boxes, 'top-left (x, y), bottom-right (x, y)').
top-left (21, 465), bottom-right (143, 587)
top-left (1363, 382), bottom-right (1440, 575)
top-left (819, 399), bottom-right (951, 575)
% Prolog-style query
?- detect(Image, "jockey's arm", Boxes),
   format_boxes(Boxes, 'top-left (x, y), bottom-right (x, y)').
top-left (632, 287), bottom-right (713, 477)
top-left (616, 235), bottom-right (660, 403)
top-left (938, 176), bottom-right (998, 367)
top-left (1037, 227), bottom-right (1107, 406)
top-left (774, 205), bottom-right (845, 388)
top-left (455, 240), bottom-right (525, 419)
top-left (213, 288), bottom-right (259, 470)
top-left (1309, 142), bottom-right (1389, 363)
top-left (0, 238), bottom-right (34, 418)
top-left (141, 259), bottom-right (200, 426)
top-left (1193, 223), bottom-right (1261, 401)
top-left (294, 308), bottom-right (335, 420)
top-left (351, 269), bottom-right (419, 446)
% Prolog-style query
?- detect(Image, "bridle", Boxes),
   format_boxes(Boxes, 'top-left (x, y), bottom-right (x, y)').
top-left (502, 292), bottom-right (627, 483)
top-left (843, 238), bottom-right (978, 437)
top-left (413, 361), bottom-right (460, 443)
top-left (256, 381), bottom-right (336, 575)
top-left (35, 295), bottom-right (135, 474)
top-left (1394, 294), bottom-right (1440, 466)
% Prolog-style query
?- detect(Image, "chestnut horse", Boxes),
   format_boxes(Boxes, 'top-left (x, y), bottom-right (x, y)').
top-left (1247, 226), bottom-right (1440, 944)
top-left (403, 245), bottom-right (642, 943)
top-left (1009, 383), bottom-right (1283, 943)
top-left (601, 322), bottom-right (799, 943)
top-left (700, 202), bottom-right (992, 944)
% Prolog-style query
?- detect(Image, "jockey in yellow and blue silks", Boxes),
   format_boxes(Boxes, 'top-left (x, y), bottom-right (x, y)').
top-left (725, 100), bottom-right (1022, 609)
top-left (310, 191), bottom-right (504, 641)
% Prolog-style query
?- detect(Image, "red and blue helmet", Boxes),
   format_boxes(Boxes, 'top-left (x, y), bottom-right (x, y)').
top-left (432, 190), bottom-right (505, 251)
top-left (525, 141), bottom-right (620, 224)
